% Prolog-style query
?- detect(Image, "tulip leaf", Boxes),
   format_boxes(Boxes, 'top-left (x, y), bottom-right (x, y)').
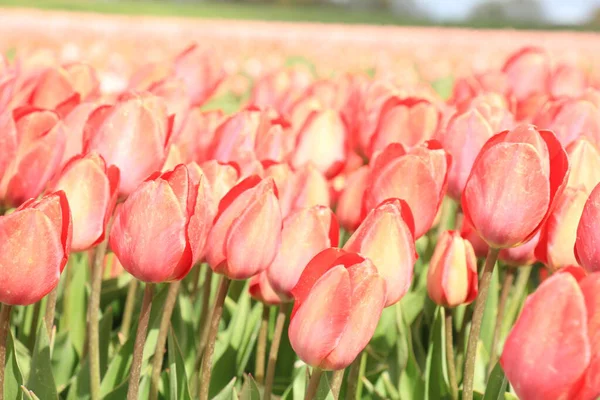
top-left (239, 374), bottom-right (261, 400)
top-left (99, 334), bottom-right (134, 396)
top-left (483, 362), bottom-right (508, 400)
top-left (315, 371), bottom-right (334, 400)
top-left (481, 263), bottom-right (500, 357)
top-left (26, 324), bottom-right (58, 400)
top-left (424, 307), bottom-right (449, 400)
top-left (102, 381), bottom-right (129, 400)
top-left (167, 328), bottom-right (192, 400)
top-left (292, 365), bottom-right (308, 400)
top-left (60, 254), bottom-right (89, 357)
top-left (99, 306), bottom-right (114, 378)
top-left (211, 377), bottom-right (237, 400)
top-left (50, 332), bottom-right (77, 393)
top-left (431, 76), bottom-right (454, 100)
top-left (66, 358), bottom-right (90, 400)
top-left (371, 306), bottom-right (398, 356)
top-left (5, 329), bottom-right (24, 400)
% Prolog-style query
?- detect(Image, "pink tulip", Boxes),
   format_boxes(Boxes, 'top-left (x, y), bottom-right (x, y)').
top-left (249, 271), bottom-right (283, 306)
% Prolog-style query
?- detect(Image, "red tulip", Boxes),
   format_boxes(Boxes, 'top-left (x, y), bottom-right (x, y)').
top-left (427, 230), bottom-right (478, 308)
top-left (48, 153), bottom-right (119, 251)
top-left (60, 102), bottom-right (100, 167)
top-left (344, 198), bottom-right (416, 306)
top-left (336, 165), bottom-right (369, 232)
top-left (459, 217), bottom-right (489, 258)
top-left (534, 97), bottom-right (600, 147)
top-left (205, 176), bottom-right (282, 280)
top-left (501, 272), bottom-right (600, 400)
top-left (0, 107), bottom-right (66, 208)
top-left (175, 109), bottom-right (223, 163)
top-left (277, 163), bottom-right (330, 218)
top-left (288, 248), bottom-right (386, 370)
top-left (438, 108), bottom-right (494, 200)
top-left (200, 160), bottom-right (239, 205)
top-left (461, 124), bottom-right (569, 248)
top-left (575, 183), bottom-right (600, 274)
top-left (499, 231), bottom-right (540, 267)
top-left (364, 141), bottom-right (450, 239)
top-left (173, 44), bottom-right (225, 107)
top-left (0, 192), bottom-right (72, 305)
top-left (369, 97), bottom-right (440, 155)
top-left (249, 271), bottom-right (283, 306)
top-left (110, 164), bottom-right (211, 283)
top-left (290, 109), bottom-right (347, 178)
top-left (267, 205), bottom-right (338, 300)
top-left (83, 92), bottom-right (173, 196)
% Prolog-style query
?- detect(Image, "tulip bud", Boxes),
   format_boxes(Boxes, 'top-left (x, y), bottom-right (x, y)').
top-left (110, 164), bottom-right (211, 283)
top-left (84, 92), bottom-right (173, 196)
top-left (343, 198), bottom-right (416, 306)
top-left (550, 63), bottom-right (586, 99)
top-left (277, 164), bottom-right (330, 218)
top-left (438, 108), bottom-right (494, 200)
top-left (534, 98), bottom-right (600, 147)
top-left (249, 271), bottom-right (282, 306)
top-left (427, 230), bottom-right (478, 308)
top-left (0, 108), bottom-right (66, 208)
top-left (288, 248), bottom-right (386, 370)
top-left (575, 183), bottom-right (600, 274)
top-left (462, 124), bottom-right (569, 248)
top-left (173, 44), bottom-right (225, 107)
top-left (291, 109), bottom-right (347, 178)
top-left (104, 252), bottom-right (125, 279)
top-left (267, 205), bottom-right (338, 300)
top-left (60, 102), bottom-right (100, 167)
top-left (499, 232), bottom-right (540, 267)
top-left (175, 109), bottom-right (222, 163)
top-left (0, 192), bottom-right (72, 305)
top-left (364, 141), bottom-right (450, 239)
top-left (205, 176), bottom-right (282, 280)
top-left (200, 160), bottom-right (239, 205)
top-left (48, 153), bottom-right (119, 251)
top-left (502, 47), bottom-right (551, 102)
top-left (566, 138), bottom-right (600, 193)
top-left (336, 165), bottom-right (369, 232)
top-left (501, 273), bottom-right (600, 400)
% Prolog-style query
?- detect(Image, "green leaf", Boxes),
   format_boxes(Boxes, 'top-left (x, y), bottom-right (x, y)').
top-left (4, 329), bottom-right (24, 400)
top-left (26, 324), bottom-right (58, 400)
top-left (60, 255), bottom-right (89, 357)
top-left (99, 334), bottom-right (134, 396)
top-left (481, 264), bottom-right (500, 357)
top-left (431, 76), bottom-right (455, 100)
top-left (315, 372), bottom-right (334, 400)
top-left (292, 365), bottom-right (308, 400)
top-left (66, 359), bottom-right (90, 400)
top-left (211, 377), bottom-right (237, 400)
top-left (102, 381), bottom-right (129, 400)
top-left (14, 337), bottom-right (31, 382)
top-left (50, 332), bottom-right (77, 393)
top-left (20, 387), bottom-right (41, 400)
top-left (99, 307), bottom-right (114, 378)
top-left (100, 274), bottom-right (132, 310)
top-left (483, 362), bottom-right (508, 400)
top-left (424, 307), bottom-right (449, 400)
top-left (239, 374), bottom-right (261, 400)
top-left (167, 329), bottom-right (192, 400)
top-left (399, 290), bottom-right (426, 327)
top-left (371, 306), bottom-right (398, 356)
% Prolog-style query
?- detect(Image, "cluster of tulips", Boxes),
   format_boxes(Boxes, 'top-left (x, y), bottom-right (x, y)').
top-left (0, 41), bottom-right (599, 400)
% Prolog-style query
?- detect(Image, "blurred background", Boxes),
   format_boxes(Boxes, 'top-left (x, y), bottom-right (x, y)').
top-left (1, 0), bottom-right (600, 30)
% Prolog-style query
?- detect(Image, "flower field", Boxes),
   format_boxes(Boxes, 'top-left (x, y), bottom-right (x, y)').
top-left (0, 7), bottom-right (599, 400)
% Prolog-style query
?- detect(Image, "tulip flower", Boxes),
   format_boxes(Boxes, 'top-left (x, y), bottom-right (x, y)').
top-left (200, 160), bottom-right (239, 205)
top-left (249, 271), bottom-right (282, 306)
top-left (566, 138), bottom-right (600, 193)
top-left (336, 165), bottom-right (369, 232)
top-left (534, 97), bottom-right (600, 147)
top-left (0, 191), bottom-right (72, 305)
top-left (175, 109), bottom-right (222, 163)
top-left (205, 176), bottom-right (282, 280)
top-left (0, 107), bottom-right (66, 208)
top-left (501, 272), bottom-right (600, 400)
top-left (438, 108), bottom-right (494, 200)
top-left (427, 230), bottom-right (478, 308)
top-left (267, 205), bottom-right (338, 300)
top-left (173, 44), bottom-right (225, 107)
top-left (369, 97), bottom-right (440, 154)
top-left (499, 232), bottom-right (540, 267)
top-left (550, 63), bottom-right (587, 99)
top-left (48, 153), bottom-right (119, 251)
top-left (277, 163), bottom-right (330, 218)
top-left (364, 141), bottom-right (450, 239)
top-left (60, 102), bottom-right (101, 167)
top-left (343, 198), bottom-right (416, 306)
top-left (110, 164), bottom-right (211, 283)
top-left (462, 124), bottom-right (569, 249)
top-left (536, 187), bottom-right (588, 270)
top-left (84, 91), bottom-right (173, 196)
top-left (288, 248), bottom-right (386, 370)
top-left (575, 183), bottom-right (600, 273)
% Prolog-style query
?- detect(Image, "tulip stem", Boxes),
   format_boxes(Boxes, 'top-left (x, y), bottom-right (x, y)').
top-left (88, 237), bottom-right (109, 400)
top-left (445, 310), bottom-right (458, 400)
top-left (345, 355), bottom-right (362, 400)
top-left (119, 279), bottom-right (139, 342)
top-left (305, 368), bottom-right (323, 400)
top-left (488, 267), bottom-right (514, 375)
top-left (126, 283), bottom-right (154, 400)
top-left (190, 264), bottom-right (202, 301)
top-left (150, 281), bottom-right (181, 400)
top-left (27, 302), bottom-right (41, 350)
top-left (264, 302), bottom-right (289, 400)
top-left (198, 276), bottom-right (230, 400)
top-left (330, 369), bottom-right (344, 399)
top-left (44, 288), bottom-right (58, 339)
top-left (0, 304), bottom-right (12, 400)
top-left (255, 305), bottom-right (269, 385)
top-left (193, 267), bottom-right (215, 375)
top-left (462, 247), bottom-right (499, 400)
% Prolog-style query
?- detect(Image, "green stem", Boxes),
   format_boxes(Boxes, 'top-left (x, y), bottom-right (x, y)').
top-left (193, 267), bottom-right (215, 376)
top-left (462, 248), bottom-right (499, 400)
top-left (255, 305), bottom-right (269, 385)
top-left (0, 304), bottom-right (12, 400)
top-left (488, 267), bottom-right (514, 375)
top-left (44, 288), bottom-right (58, 339)
top-left (198, 276), bottom-right (230, 400)
top-left (345, 356), bottom-right (361, 400)
top-left (264, 302), bottom-right (289, 400)
top-left (88, 238), bottom-right (109, 400)
top-left (149, 281), bottom-right (181, 400)
top-left (126, 283), bottom-right (155, 400)
top-left (190, 264), bottom-right (202, 301)
top-left (27, 302), bottom-right (41, 350)
top-left (305, 368), bottom-right (323, 400)
top-left (330, 369), bottom-right (344, 399)
top-left (445, 310), bottom-right (458, 400)
top-left (119, 279), bottom-right (139, 342)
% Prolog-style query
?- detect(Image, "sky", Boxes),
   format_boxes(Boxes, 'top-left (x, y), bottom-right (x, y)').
top-left (419, 0), bottom-right (600, 24)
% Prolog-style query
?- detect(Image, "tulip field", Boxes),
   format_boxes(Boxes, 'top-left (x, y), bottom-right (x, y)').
top-left (1, 7), bottom-right (600, 400)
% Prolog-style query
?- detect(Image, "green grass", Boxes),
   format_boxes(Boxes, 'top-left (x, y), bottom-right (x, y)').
top-left (0, 0), bottom-right (596, 30)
